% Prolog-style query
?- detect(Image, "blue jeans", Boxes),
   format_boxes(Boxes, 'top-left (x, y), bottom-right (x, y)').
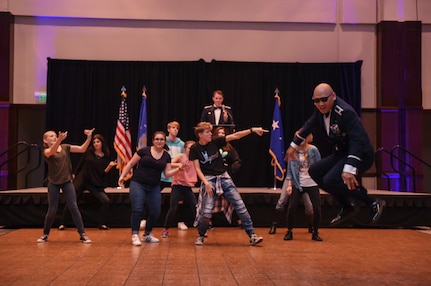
top-left (129, 181), bottom-right (161, 235)
top-left (197, 176), bottom-right (255, 237)
top-left (43, 181), bottom-right (85, 235)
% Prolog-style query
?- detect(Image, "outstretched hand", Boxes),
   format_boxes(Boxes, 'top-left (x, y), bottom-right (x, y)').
top-left (251, 127), bottom-right (269, 136)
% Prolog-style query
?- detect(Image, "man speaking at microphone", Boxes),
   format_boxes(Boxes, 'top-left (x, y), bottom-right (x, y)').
top-left (200, 90), bottom-right (234, 126)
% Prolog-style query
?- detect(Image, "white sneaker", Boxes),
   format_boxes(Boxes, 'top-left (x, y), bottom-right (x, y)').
top-left (195, 236), bottom-right (204, 245)
top-left (140, 220), bottom-right (146, 230)
top-left (250, 234), bottom-right (263, 246)
top-left (143, 234), bottom-right (159, 243)
top-left (37, 234), bottom-right (48, 243)
top-left (178, 222), bottom-right (188, 230)
top-left (132, 234), bottom-right (142, 246)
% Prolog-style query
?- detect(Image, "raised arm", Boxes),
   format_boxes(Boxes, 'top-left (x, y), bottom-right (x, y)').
top-left (70, 128), bottom-right (95, 153)
top-left (44, 131), bottom-right (67, 158)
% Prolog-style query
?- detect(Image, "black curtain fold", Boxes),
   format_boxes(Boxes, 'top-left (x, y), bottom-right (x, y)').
top-left (46, 58), bottom-right (362, 187)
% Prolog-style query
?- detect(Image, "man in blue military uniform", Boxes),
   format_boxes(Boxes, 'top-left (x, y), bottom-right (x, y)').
top-left (286, 83), bottom-right (384, 225)
top-left (200, 90), bottom-right (234, 126)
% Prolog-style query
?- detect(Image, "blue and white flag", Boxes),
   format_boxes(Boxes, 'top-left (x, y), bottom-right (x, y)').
top-left (137, 86), bottom-right (148, 150)
top-left (269, 89), bottom-right (286, 181)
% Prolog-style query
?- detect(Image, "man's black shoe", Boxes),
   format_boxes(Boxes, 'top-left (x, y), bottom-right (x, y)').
top-left (330, 205), bottom-right (360, 225)
top-left (268, 223), bottom-right (277, 235)
top-left (371, 199), bottom-right (385, 223)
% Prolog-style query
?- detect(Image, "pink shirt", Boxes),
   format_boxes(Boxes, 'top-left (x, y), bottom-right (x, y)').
top-left (172, 154), bottom-right (197, 187)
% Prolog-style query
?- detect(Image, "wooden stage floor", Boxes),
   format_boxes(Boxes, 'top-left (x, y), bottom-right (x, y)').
top-left (1, 187), bottom-right (431, 228)
top-left (0, 227), bottom-right (430, 285)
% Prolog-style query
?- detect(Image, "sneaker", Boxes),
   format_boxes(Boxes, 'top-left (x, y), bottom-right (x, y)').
top-left (371, 199), bottom-right (385, 223)
top-left (132, 234), bottom-right (142, 246)
top-left (58, 225), bottom-right (65, 231)
top-left (284, 230), bottom-right (293, 241)
top-left (140, 219), bottom-right (146, 230)
top-left (80, 233), bottom-right (92, 244)
top-left (178, 222), bottom-right (188, 230)
top-left (268, 223), bottom-right (277, 234)
top-left (143, 234), bottom-right (159, 243)
top-left (37, 234), bottom-right (48, 243)
top-left (330, 204), bottom-right (360, 225)
top-left (161, 229), bottom-right (169, 238)
top-left (195, 236), bottom-right (204, 245)
top-left (312, 232), bottom-right (323, 241)
top-left (250, 234), bottom-right (263, 246)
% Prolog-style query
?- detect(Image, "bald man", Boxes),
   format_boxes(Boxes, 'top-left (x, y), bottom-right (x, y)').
top-left (285, 83), bottom-right (384, 226)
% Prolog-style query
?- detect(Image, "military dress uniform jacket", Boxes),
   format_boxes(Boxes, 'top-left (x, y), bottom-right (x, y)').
top-left (200, 105), bottom-right (234, 125)
top-left (293, 97), bottom-right (374, 171)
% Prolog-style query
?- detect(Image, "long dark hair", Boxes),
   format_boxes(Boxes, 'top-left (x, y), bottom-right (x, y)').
top-left (88, 133), bottom-right (110, 157)
top-left (213, 126), bottom-right (232, 151)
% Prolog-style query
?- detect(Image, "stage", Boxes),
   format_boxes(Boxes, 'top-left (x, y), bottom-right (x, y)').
top-left (1, 187), bottom-right (430, 228)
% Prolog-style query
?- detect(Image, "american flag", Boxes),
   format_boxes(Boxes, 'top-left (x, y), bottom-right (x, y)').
top-left (114, 87), bottom-right (133, 181)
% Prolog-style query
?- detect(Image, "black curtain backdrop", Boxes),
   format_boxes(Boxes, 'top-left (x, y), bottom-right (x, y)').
top-left (46, 58), bottom-right (362, 187)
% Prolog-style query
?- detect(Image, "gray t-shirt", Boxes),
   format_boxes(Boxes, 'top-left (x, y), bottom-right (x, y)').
top-left (44, 144), bottom-right (73, 184)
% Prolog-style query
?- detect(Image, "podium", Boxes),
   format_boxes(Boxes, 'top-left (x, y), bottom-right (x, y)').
top-left (212, 124), bottom-right (236, 134)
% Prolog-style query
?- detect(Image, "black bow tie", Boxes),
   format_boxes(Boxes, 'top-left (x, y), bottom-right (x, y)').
top-left (214, 106), bottom-right (222, 110)
top-left (324, 112), bottom-right (330, 118)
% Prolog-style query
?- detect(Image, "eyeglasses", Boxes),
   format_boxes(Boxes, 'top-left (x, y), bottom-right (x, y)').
top-left (312, 92), bottom-right (333, 104)
top-left (153, 138), bottom-right (165, 141)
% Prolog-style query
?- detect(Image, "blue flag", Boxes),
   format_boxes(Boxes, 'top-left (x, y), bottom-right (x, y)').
top-left (137, 87), bottom-right (148, 149)
top-left (269, 91), bottom-right (286, 181)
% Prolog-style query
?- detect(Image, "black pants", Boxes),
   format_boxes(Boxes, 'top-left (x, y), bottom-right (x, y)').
top-left (308, 153), bottom-right (374, 208)
top-left (286, 186), bottom-right (321, 232)
top-left (61, 183), bottom-right (110, 226)
top-left (163, 185), bottom-right (197, 228)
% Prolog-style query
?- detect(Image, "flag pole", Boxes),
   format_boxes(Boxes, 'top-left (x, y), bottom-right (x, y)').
top-left (269, 87), bottom-right (285, 190)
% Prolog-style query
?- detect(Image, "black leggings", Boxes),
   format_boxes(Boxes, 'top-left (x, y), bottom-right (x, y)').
top-left (163, 185), bottom-right (197, 228)
top-left (286, 185), bottom-right (321, 233)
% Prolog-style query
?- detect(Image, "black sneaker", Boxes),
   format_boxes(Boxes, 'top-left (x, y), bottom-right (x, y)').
top-left (283, 231), bottom-right (293, 241)
top-left (371, 199), bottom-right (385, 223)
top-left (330, 204), bottom-right (360, 225)
top-left (268, 223), bottom-right (277, 235)
top-left (312, 233), bottom-right (323, 241)
top-left (80, 233), bottom-right (92, 244)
